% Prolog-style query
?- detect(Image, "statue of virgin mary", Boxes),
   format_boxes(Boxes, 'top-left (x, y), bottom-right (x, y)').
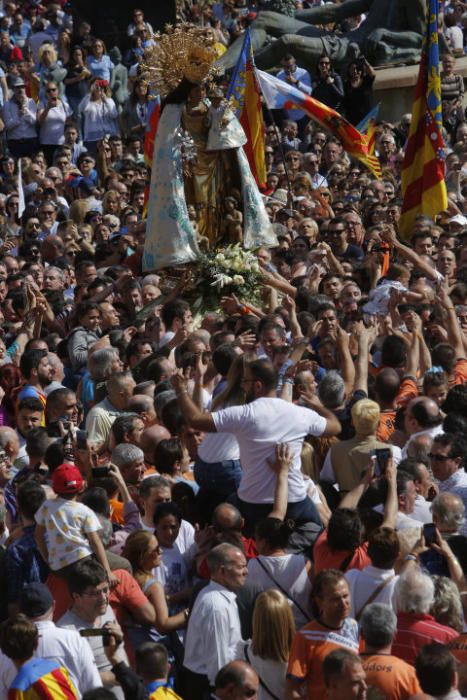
top-left (142, 25), bottom-right (275, 272)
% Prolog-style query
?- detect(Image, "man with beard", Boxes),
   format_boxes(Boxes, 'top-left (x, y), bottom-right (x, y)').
top-left (18, 349), bottom-right (53, 411)
top-left (172, 358), bottom-right (340, 532)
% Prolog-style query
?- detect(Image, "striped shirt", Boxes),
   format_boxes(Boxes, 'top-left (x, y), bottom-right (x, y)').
top-left (287, 618), bottom-right (359, 697)
top-left (8, 658), bottom-right (78, 700)
top-left (392, 612), bottom-right (458, 666)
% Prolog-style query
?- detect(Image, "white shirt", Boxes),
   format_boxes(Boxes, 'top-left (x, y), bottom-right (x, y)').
top-left (39, 99), bottom-right (72, 145)
top-left (0, 620), bottom-right (102, 698)
top-left (439, 468), bottom-right (467, 536)
top-left (184, 580), bottom-right (243, 683)
top-left (58, 606), bottom-right (128, 700)
top-left (35, 498), bottom-right (101, 570)
top-left (412, 494), bottom-right (433, 524)
top-left (3, 97), bottom-right (37, 139)
top-left (212, 397), bottom-right (326, 504)
top-left (247, 553), bottom-right (312, 628)
top-left (345, 565), bottom-right (398, 618)
top-left (401, 424), bottom-right (444, 458)
top-left (237, 640), bottom-right (288, 700)
top-left (197, 431), bottom-right (240, 462)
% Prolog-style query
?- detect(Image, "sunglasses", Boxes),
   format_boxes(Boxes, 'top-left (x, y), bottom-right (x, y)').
top-left (428, 453), bottom-right (454, 461)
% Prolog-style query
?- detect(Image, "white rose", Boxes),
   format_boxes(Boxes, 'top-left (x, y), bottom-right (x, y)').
top-left (233, 275), bottom-right (244, 285)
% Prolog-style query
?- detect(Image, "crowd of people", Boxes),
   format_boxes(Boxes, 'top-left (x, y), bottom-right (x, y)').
top-left (0, 0), bottom-right (466, 699)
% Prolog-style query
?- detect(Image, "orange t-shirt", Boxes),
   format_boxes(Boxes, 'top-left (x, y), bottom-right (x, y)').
top-left (287, 618), bottom-right (359, 698)
top-left (450, 359), bottom-right (467, 387)
top-left (313, 530), bottom-right (371, 575)
top-left (361, 653), bottom-right (420, 700)
top-left (109, 498), bottom-right (125, 525)
top-left (376, 378), bottom-right (418, 443)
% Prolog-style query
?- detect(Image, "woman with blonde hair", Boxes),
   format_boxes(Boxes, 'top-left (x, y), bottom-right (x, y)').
top-left (431, 576), bottom-right (464, 633)
top-left (121, 529), bottom-right (187, 652)
top-left (33, 43), bottom-right (66, 101)
top-left (239, 590), bottom-right (295, 700)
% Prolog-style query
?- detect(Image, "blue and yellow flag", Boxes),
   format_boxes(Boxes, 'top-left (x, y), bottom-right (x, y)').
top-left (399, 0), bottom-right (447, 239)
top-left (227, 29), bottom-right (267, 189)
top-left (357, 103), bottom-right (380, 155)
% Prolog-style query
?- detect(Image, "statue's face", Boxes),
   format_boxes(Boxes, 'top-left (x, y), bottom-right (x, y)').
top-left (188, 84), bottom-right (206, 105)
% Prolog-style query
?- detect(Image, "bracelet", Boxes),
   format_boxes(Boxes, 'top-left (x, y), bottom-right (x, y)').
top-left (284, 378), bottom-right (294, 385)
top-left (404, 553), bottom-right (418, 562)
top-left (177, 389), bottom-right (188, 398)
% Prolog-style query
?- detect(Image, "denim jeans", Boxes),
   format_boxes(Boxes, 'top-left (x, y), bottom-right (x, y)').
top-left (194, 457), bottom-right (242, 496)
top-left (194, 457), bottom-right (242, 525)
top-left (227, 493), bottom-right (322, 536)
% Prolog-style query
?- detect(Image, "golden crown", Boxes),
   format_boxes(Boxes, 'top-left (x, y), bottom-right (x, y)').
top-left (142, 24), bottom-right (218, 98)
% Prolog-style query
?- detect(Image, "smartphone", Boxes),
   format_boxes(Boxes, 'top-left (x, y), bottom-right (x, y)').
top-left (79, 628), bottom-right (108, 637)
top-left (423, 523), bottom-right (437, 546)
top-left (76, 430), bottom-right (87, 451)
top-left (371, 448), bottom-right (391, 477)
top-left (91, 466), bottom-right (111, 479)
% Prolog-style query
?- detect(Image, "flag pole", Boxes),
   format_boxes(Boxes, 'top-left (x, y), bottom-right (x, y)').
top-left (254, 69), bottom-right (294, 207)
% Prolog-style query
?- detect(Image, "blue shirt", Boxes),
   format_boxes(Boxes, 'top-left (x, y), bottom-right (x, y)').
top-left (276, 65), bottom-right (312, 121)
top-left (86, 54), bottom-right (114, 82)
top-left (5, 524), bottom-right (49, 603)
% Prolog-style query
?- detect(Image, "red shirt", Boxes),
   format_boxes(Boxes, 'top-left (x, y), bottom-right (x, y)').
top-left (392, 612), bottom-right (458, 665)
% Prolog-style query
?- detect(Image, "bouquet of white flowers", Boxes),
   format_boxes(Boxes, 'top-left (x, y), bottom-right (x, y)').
top-left (192, 244), bottom-right (262, 313)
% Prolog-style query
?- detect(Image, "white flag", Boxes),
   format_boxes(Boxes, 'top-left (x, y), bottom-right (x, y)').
top-left (18, 158), bottom-right (25, 219)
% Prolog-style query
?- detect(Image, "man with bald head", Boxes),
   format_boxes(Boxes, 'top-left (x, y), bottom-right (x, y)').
top-left (402, 397), bottom-right (444, 457)
top-left (213, 660), bottom-right (259, 700)
top-left (140, 424), bottom-right (171, 467)
top-left (128, 394), bottom-right (157, 427)
top-left (432, 493), bottom-right (465, 537)
top-left (374, 368), bottom-right (418, 443)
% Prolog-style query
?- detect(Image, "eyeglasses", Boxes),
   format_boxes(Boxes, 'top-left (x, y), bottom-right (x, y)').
top-left (46, 88), bottom-right (57, 93)
top-left (319, 61), bottom-right (330, 65)
top-left (429, 453), bottom-right (454, 461)
top-left (82, 159), bottom-right (94, 164)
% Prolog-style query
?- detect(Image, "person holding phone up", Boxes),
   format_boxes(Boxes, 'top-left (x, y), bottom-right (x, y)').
top-left (37, 81), bottom-right (72, 166)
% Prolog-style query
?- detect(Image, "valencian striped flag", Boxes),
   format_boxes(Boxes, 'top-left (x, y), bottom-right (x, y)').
top-left (144, 95), bottom-right (161, 169)
top-left (399, 0), bottom-right (447, 239)
top-left (256, 69), bottom-right (382, 179)
top-left (227, 29), bottom-right (267, 189)
top-left (8, 658), bottom-right (78, 699)
top-left (357, 103), bottom-right (380, 156)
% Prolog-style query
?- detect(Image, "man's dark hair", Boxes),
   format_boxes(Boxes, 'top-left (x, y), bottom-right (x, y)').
top-left (17, 480), bottom-right (46, 520)
top-left (154, 438), bottom-right (183, 475)
top-left (367, 526), bottom-right (400, 569)
top-left (396, 470), bottom-right (414, 497)
top-left (311, 569), bottom-right (347, 618)
top-left (443, 412), bottom-right (467, 436)
top-left (26, 427), bottom-right (50, 462)
top-left (415, 643), bottom-right (456, 696)
top-left (68, 559), bottom-right (107, 596)
top-left (153, 501), bottom-right (182, 527)
top-left (212, 343), bottom-right (238, 377)
top-left (0, 614), bottom-right (38, 661)
top-left (81, 487), bottom-right (111, 517)
top-left (432, 343), bottom-right (457, 374)
top-left (327, 508), bottom-right (362, 552)
top-left (111, 413), bottom-right (141, 444)
top-left (323, 649), bottom-right (361, 687)
top-left (135, 642), bottom-right (168, 679)
top-left (18, 397), bottom-right (43, 414)
top-left (19, 349), bottom-right (48, 381)
top-left (397, 458), bottom-right (426, 480)
top-left (247, 359), bottom-right (277, 393)
top-left (443, 384), bottom-right (467, 416)
top-left (160, 299), bottom-right (189, 329)
top-left (45, 388), bottom-right (74, 417)
top-left (381, 336), bottom-right (407, 368)
top-left (433, 432), bottom-right (466, 466)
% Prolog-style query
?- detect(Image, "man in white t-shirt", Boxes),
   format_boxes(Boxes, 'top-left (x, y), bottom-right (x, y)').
top-left (172, 358), bottom-right (341, 531)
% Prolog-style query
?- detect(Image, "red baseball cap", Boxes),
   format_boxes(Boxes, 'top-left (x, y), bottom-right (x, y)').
top-left (52, 463), bottom-right (83, 495)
